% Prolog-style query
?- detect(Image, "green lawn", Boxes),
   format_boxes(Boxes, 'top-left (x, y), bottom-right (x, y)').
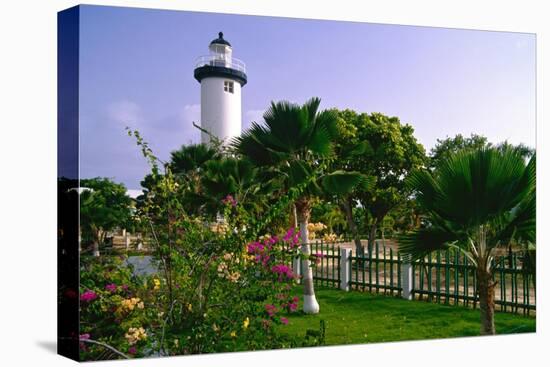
top-left (281, 287), bottom-right (535, 345)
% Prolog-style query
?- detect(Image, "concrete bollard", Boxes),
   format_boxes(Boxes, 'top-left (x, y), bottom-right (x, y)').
top-left (401, 260), bottom-right (413, 300)
top-left (340, 248), bottom-right (351, 291)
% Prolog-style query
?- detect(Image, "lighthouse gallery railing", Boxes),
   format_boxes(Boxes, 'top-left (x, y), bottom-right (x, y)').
top-left (194, 55), bottom-right (246, 73)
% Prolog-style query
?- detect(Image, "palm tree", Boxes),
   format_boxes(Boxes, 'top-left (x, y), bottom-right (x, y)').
top-left (232, 97), bottom-right (368, 314)
top-left (199, 157), bottom-right (266, 216)
top-left (399, 147), bottom-right (535, 335)
top-left (170, 143), bottom-right (218, 176)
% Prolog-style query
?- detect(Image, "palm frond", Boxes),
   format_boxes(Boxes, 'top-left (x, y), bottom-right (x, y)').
top-left (320, 171), bottom-right (372, 195)
top-left (398, 227), bottom-right (458, 261)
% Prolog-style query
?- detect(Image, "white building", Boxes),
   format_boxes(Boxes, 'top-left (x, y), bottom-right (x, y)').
top-left (194, 32), bottom-right (247, 145)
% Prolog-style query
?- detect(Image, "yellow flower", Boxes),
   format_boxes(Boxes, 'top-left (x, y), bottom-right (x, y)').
top-left (125, 326), bottom-right (147, 345)
top-left (243, 317), bottom-right (250, 329)
top-left (230, 331), bottom-right (237, 338)
top-left (153, 279), bottom-right (161, 290)
top-left (119, 297), bottom-right (143, 313)
top-left (187, 303), bottom-right (193, 312)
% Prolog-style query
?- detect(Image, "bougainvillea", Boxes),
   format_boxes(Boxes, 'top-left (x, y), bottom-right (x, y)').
top-left (77, 130), bottom-right (325, 360)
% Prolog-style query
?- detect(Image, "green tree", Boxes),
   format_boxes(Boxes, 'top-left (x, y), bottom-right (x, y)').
top-left (428, 133), bottom-right (488, 170)
top-left (429, 133), bottom-right (534, 170)
top-left (332, 109), bottom-right (426, 257)
top-left (399, 148), bottom-right (535, 335)
top-left (233, 98), bottom-right (368, 314)
top-left (80, 177), bottom-right (133, 256)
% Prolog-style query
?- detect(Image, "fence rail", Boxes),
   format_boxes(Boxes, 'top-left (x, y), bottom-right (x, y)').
top-left (293, 241), bottom-right (536, 316)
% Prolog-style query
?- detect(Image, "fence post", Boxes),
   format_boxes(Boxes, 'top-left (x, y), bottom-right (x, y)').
top-left (401, 256), bottom-right (413, 300)
top-left (340, 248), bottom-right (351, 291)
top-left (125, 231), bottom-right (131, 250)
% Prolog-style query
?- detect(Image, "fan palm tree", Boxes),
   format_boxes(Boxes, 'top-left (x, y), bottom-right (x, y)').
top-left (232, 97), bottom-right (370, 314)
top-left (199, 157), bottom-right (267, 216)
top-left (399, 147), bottom-right (535, 335)
top-left (170, 143), bottom-right (218, 176)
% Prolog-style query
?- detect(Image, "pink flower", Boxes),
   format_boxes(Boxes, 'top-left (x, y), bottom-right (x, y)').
top-left (222, 194), bottom-right (237, 207)
top-left (247, 242), bottom-right (264, 254)
top-left (80, 290), bottom-right (97, 302)
top-left (128, 346), bottom-right (137, 355)
top-left (283, 228), bottom-right (295, 242)
top-left (265, 304), bottom-right (277, 317)
top-left (271, 264), bottom-right (294, 280)
top-left (280, 317), bottom-right (289, 325)
top-left (288, 296), bottom-right (299, 312)
top-left (105, 283), bottom-right (117, 293)
top-left (79, 333), bottom-right (90, 351)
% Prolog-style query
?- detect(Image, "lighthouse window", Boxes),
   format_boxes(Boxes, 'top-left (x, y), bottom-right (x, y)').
top-left (224, 81), bottom-right (234, 94)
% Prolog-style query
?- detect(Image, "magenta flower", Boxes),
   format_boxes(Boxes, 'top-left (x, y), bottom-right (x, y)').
top-left (222, 194), bottom-right (237, 207)
top-left (280, 317), bottom-right (289, 325)
top-left (283, 228), bottom-right (295, 241)
top-left (247, 241), bottom-right (264, 254)
top-left (105, 283), bottom-right (117, 293)
top-left (80, 290), bottom-right (98, 302)
top-left (79, 333), bottom-right (90, 351)
top-left (265, 304), bottom-right (277, 317)
top-left (271, 264), bottom-right (294, 280)
top-left (128, 346), bottom-right (137, 355)
top-left (288, 296), bottom-right (299, 312)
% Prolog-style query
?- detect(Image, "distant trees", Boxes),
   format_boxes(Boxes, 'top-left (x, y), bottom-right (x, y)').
top-left (429, 133), bottom-right (534, 170)
top-left (331, 109), bottom-right (426, 257)
top-left (80, 178), bottom-right (133, 256)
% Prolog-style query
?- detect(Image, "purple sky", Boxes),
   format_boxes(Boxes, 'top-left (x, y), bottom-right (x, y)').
top-left (78, 5), bottom-right (535, 190)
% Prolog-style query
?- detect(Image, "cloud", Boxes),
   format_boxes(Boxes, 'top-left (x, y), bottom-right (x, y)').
top-left (107, 100), bottom-right (142, 127)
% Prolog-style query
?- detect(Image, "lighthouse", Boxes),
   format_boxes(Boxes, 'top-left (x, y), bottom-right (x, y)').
top-left (194, 32), bottom-right (247, 145)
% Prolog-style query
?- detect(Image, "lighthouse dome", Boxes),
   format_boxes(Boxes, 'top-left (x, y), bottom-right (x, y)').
top-left (210, 32), bottom-right (232, 47)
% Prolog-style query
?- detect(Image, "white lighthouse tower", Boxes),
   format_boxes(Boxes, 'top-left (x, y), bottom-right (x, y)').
top-left (194, 32), bottom-right (247, 145)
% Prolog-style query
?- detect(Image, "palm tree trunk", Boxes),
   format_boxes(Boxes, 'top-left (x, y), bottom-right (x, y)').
top-left (296, 198), bottom-right (319, 314)
top-left (477, 267), bottom-right (496, 335)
